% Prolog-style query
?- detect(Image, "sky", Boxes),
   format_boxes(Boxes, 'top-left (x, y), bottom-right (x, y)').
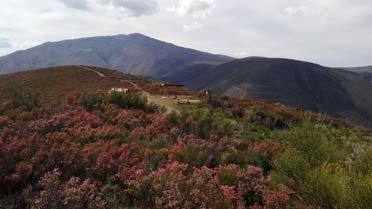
top-left (0, 0), bottom-right (371, 67)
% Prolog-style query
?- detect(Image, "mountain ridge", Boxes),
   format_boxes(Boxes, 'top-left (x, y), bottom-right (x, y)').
top-left (164, 57), bottom-right (372, 127)
top-left (0, 33), bottom-right (233, 77)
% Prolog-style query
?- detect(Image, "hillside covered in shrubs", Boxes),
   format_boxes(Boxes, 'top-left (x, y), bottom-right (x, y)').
top-left (0, 85), bottom-right (371, 209)
top-left (0, 66), bottom-right (371, 209)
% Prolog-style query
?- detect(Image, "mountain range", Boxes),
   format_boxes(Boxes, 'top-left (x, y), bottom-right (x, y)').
top-left (342, 66), bottom-right (372, 85)
top-left (0, 33), bottom-right (371, 126)
top-left (164, 57), bottom-right (372, 126)
top-left (0, 33), bottom-right (232, 77)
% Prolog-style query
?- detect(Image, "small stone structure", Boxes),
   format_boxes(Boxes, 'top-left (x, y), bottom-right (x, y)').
top-left (109, 88), bottom-right (129, 94)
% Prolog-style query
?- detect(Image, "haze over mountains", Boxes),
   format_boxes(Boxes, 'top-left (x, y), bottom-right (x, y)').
top-left (0, 33), bottom-right (372, 126)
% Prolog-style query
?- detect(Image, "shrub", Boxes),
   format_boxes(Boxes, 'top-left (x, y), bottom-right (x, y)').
top-left (171, 108), bottom-right (236, 139)
top-left (274, 150), bottom-right (310, 182)
top-left (107, 91), bottom-right (147, 110)
top-left (283, 121), bottom-right (345, 167)
top-left (80, 90), bottom-right (106, 111)
top-left (303, 163), bottom-right (348, 209)
top-left (7, 86), bottom-right (40, 111)
top-left (31, 169), bottom-right (106, 209)
top-left (355, 148), bottom-right (372, 175)
top-left (350, 173), bottom-right (372, 209)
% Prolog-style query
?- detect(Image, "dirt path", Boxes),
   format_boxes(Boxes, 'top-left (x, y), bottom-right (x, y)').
top-left (122, 80), bottom-right (179, 114)
top-left (79, 66), bottom-right (106, 78)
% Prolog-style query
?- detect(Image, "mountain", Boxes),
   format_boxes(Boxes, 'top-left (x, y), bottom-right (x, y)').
top-left (165, 57), bottom-right (372, 126)
top-left (342, 66), bottom-right (372, 85)
top-left (0, 33), bottom-right (232, 77)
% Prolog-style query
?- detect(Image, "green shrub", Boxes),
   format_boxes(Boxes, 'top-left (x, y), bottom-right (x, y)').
top-left (172, 109), bottom-right (236, 139)
top-left (274, 150), bottom-right (310, 182)
top-left (283, 121), bottom-right (345, 167)
top-left (8, 87), bottom-right (40, 111)
top-left (175, 144), bottom-right (215, 168)
top-left (355, 148), bottom-right (372, 175)
top-left (217, 167), bottom-right (239, 186)
top-left (350, 173), bottom-right (372, 209)
top-left (80, 91), bottom-right (153, 112)
top-left (246, 107), bottom-right (287, 129)
top-left (303, 163), bottom-right (348, 209)
top-left (107, 91), bottom-right (147, 110)
top-left (80, 90), bottom-right (106, 111)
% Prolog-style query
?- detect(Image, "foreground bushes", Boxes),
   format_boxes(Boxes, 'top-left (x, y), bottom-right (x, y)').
top-left (0, 91), bottom-right (371, 209)
top-left (126, 163), bottom-right (289, 209)
top-left (273, 121), bottom-right (372, 209)
top-left (0, 92), bottom-right (291, 209)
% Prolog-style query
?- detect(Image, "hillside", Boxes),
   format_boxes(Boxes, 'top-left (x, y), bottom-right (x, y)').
top-left (0, 33), bottom-right (232, 77)
top-left (165, 57), bottom-right (372, 126)
top-left (342, 66), bottom-right (372, 85)
top-left (0, 66), bottom-right (371, 209)
top-left (0, 65), bottom-right (200, 115)
top-left (0, 66), bottom-right (142, 102)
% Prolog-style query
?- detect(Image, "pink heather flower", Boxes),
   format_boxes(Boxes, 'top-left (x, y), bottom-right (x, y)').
top-left (221, 185), bottom-right (236, 200)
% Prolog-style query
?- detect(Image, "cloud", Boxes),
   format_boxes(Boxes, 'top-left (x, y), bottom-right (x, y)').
top-left (167, 0), bottom-right (215, 31)
top-left (0, 38), bottom-right (11, 49)
top-left (57, 0), bottom-right (159, 16)
top-left (284, 6), bottom-right (329, 18)
top-left (183, 22), bottom-right (203, 31)
top-left (1, 0), bottom-right (372, 66)
top-left (167, 0), bottom-right (216, 19)
top-left (100, 0), bottom-right (159, 16)
top-left (59, 0), bottom-right (89, 10)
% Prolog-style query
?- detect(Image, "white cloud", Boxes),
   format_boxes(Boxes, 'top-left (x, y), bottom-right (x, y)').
top-left (167, 0), bottom-right (215, 19)
top-left (57, 0), bottom-right (159, 16)
top-left (99, 0), bottom-right (159, 16)
top-left (284, 6), bottom-right (329, 18)
top-left (167, 0), bottom-right (215, 31)
top-left (183, 22), bottom-right (203, 31)
top-left (0, 0), bottom-right (372, 66)
top-left (59, 0), bottom-right (89, 10)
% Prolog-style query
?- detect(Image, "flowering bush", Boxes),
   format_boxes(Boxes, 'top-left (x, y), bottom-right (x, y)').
top-left (0, 91), bottom-right (368, 209)
top-left (31, 169), bottom-right (106, 209)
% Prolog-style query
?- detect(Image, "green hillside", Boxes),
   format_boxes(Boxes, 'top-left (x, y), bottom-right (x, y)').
top-left (165, 57), bottom-right (372, 127)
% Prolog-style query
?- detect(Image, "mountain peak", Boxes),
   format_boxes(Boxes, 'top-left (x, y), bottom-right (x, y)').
top-left (0, 34), bottom-right (232, 77)
top-left (128, 33), bottom-right (146, 37)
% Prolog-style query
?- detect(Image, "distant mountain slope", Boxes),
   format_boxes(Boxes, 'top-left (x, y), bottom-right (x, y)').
top-left (165, 57), bottom-right (372, 126)
top-left (0, 33), bottom-right (232, 77)
top-left (342, 66), bottom-right (372, 85)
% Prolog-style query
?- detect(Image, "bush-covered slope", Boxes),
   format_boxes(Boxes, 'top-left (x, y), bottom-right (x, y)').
top-left (0, 65), bottom-right (194, 103)
top-left (0, 67), bottom-right (371, 209)
top-left (0, 87), bottom-right (371, 209)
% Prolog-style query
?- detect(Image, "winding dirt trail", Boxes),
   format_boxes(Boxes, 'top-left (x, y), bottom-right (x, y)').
top-left (79, 65), bottom-right (106, 78)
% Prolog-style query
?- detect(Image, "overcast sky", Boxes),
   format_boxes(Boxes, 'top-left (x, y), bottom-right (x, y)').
top-left (0, 0), bottom-right (371, 67)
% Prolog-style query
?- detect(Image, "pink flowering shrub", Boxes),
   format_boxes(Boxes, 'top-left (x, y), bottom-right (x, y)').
top-left (0, 91), bottom-right (299, 208)
top-left (126, 162), bottom-right (290, 209)
top-left (32, 169), bottom-right (106, 209)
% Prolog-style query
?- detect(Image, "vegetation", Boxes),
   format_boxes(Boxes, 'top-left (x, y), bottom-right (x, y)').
top-left (0, 87), bottom-right (371, 209)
